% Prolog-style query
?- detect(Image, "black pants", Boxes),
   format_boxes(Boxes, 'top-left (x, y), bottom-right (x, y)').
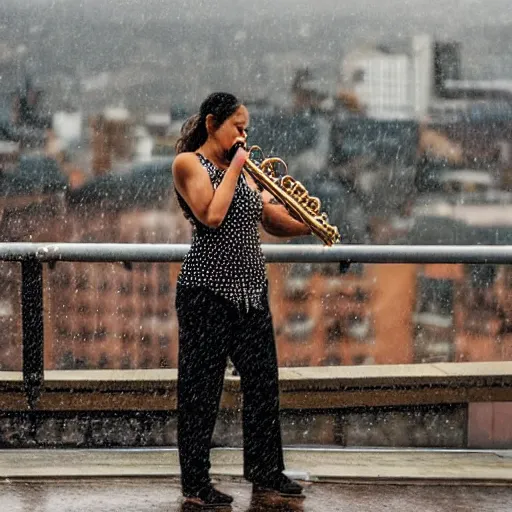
top-left (176, 285), bottom-right (285, 494)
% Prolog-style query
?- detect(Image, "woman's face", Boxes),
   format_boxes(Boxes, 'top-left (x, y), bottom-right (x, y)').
top-left (211, 105), bottom-right (249, 152)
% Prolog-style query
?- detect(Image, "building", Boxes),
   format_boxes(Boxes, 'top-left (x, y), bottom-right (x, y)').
top-left (0, 155), bottom-right (190, 371)
top-left (342, 35), bottom-right (463, 121)
top-left (1, 164), bottom-right (512, 370)
top-left (406, 192), bottom-right (512, 363)
top-left (45, 160), bottom-right (187, 371)
top-left (266, 259), bottom-right (408, 367)
top-left (89, 107), bottom-right (135, 175)
top-left (0, 92), bottom-right (511, 371)
top-left (433, 41), bottom-right (462, 96)
top-left (343, 45), bottom-right (413, 120)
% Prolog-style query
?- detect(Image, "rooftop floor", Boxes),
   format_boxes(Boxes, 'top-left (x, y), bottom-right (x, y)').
top-left (0, 448), bottom-right (511, 483)
top-left (0, 448), bottom-right (511, 511)
top-left (1, 478), bottom-right (512, 512)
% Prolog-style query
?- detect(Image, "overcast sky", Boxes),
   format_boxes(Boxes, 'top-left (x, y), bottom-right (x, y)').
top-left (9, 0), bottom-right (512, 25)
top-left (4, 0), bottom-right (512, 48)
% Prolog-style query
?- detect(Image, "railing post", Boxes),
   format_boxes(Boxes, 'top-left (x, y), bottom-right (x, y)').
top-left (21, 260), bottom-right (44, 409)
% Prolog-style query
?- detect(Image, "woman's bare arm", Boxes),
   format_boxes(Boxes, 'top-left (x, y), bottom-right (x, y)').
top-left (172, 149), bottom-right (247, 228)
top-left (260, 191), bottom-right (312, 238)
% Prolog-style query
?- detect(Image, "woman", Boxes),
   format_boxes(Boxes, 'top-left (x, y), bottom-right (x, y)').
top-left (172, 92), bottom-right (311, 508)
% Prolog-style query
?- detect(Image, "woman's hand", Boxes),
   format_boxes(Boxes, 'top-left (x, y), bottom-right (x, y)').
top-left (231, 146), bottom-right (249, 171)
top-left (226, 137), bottom-right (248, 166)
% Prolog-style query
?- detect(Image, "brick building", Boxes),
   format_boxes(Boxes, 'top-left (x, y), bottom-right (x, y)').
top-left (0, 156), bottom-right (511, 371)
top-left (0, 157), bottom-right (191, 371)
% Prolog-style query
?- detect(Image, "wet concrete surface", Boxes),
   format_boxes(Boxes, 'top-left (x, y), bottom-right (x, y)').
top-left (2, 449), bottom-right (511, 482)
top-left (0, 478), bottom-right (511, 512)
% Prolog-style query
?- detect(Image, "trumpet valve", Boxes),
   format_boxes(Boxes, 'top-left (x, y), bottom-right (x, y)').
top-left (246, 146), bottom-right (340, 245)
top-left (306, 197), bottom-right (321, 215)
top-left (280, 176), bottom-right (289, 190)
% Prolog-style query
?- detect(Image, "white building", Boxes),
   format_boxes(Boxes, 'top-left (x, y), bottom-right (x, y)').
top-left (342, 35), bottom-right (434, 120)
top-left (411, 34), bottom-right (433, 119)
top-left (52, 110), bottom-right (83, 147)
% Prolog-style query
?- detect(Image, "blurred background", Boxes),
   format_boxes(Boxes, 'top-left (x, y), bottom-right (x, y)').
top-left (1, 0), bottom-right (512, 371)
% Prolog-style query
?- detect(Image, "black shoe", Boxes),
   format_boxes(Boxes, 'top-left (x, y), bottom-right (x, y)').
top-left (252, 473), bottom-right (304, 497)
top-left (183, 485), bottom-right (234, 508)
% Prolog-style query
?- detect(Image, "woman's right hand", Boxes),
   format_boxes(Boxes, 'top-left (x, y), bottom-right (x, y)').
top-left (226, 137), bottom-right (247, 163)
top-left (231, 146), bottom-right (249, 171)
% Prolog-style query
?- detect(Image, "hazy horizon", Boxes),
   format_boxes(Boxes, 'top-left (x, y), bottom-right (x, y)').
top-left (5, 0), bottom-right (512, 28)
top-left (3, 0), bottom-right (512, 110)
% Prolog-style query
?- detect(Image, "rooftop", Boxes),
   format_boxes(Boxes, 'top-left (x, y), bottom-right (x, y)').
top-left (0, 449), bottom-right (511, 511)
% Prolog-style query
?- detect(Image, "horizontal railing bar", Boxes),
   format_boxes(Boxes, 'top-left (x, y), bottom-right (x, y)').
top-left (0, 243), bottom-right (511, 264)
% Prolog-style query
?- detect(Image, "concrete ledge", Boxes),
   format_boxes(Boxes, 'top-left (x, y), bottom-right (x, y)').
top-left (0, 372), bottom-right (23, 384)
top-left (0, 448), bottom-right (511, 484)
top-left (1, 362), bottom-right (511, 411)
top-left (278, 362), bottom-right (512, 389)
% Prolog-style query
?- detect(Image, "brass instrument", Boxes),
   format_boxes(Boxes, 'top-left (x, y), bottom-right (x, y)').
top-left (244, 146), bottom-right (341, 246)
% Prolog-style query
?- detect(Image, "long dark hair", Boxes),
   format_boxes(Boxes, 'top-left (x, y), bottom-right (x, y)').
top-left (175, 92), bottom-right (241, 154)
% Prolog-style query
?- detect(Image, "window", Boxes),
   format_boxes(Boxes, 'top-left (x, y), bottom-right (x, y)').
top-left (317, 263), bottom-right (341, 276)
top-left (98, 280), bottom-right (111, 292)
top-left (353, 69), bottom-right (365, 83)
top-left (322, 354), bottom-right (343, 366)
top-left (118, 282), bottom-right (133, 295)
top-left (414, 324), bottom-right (454, 363)
top-left (76, 274), bottom-right (89, 290)
top-left (139, 284), bottom-right (152, 296)
top-left (59, 351), bottom-right (75, 370)
top-left (53, 273), bottom-right (72, 289)
top-left (98, 353), bottom-right (109, 369)
top-left (415, 276), bottom-right (454, 327)
top-left (288, 263), bottom-right (313, 278)
top-left (347, 263), bottom-right (364, 276)
top-left (158, 283), bottom-right (171, 295)
top-left (347, 315), bottom-right (374, 343)
top-left (157, 308), bottom-right (170, 319)
top-left (94, 327), bottom-right (108, 340)
top-left (141, 334), bottom-right (152, 346)
top-left (121, 356), bottom-right (132, 369)
top-left (326, 318), bottom-right (344, 345)
top-left (158, 334), bottom-right (170, 348)
top-left (56, 320), bottom-right (73, 339)
top-left (78, 327), bottom-right (94, 342)
top-left (57, 327), bottom-right (72, 339)
top-left (503, 267), bottom-right (512, 289)
top-left (142, 305), bottom-right (154, 317)
top-left (352, 354), bottom-right (370, 366)
top-left (282, 312), bottom-right (315, 341)
top-left (117, 306), bottom-right (134, 317)
top-left (283, 358), bottom-right (311, 367)
top-left (77, 303), bottom-right (91, 315)
top-left (139, 263), bottom-right (152, 273)
top-left (326, 314), bottom-right (374, 344)
top-left (284, 276), bottom-right (310, 301)
top-left (139, 357), bottom-right (152, 369)
top-left (354, 287), bottom-right (369, 303)
top-left (121, 332), bottom-right (134, 343)
top-left (74, 357), bottom-right (89, 369)
top-left (159, 356), bottom-right (170, 368)
top-left (284, 264), bottom-right (312, 300)
top-left (463, 265), bottom-right (499, 332)
top-left (467, 264), bottom-right (496, 289)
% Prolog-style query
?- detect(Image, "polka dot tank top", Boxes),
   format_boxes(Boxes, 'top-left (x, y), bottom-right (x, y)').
top-left (176, 154), bottom-right (267, 311)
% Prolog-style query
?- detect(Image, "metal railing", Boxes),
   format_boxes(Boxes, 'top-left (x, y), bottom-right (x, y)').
top-left (3, 242), bottom-right (512, 263)
top-left (2, 242), bottom-right (512, 409)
